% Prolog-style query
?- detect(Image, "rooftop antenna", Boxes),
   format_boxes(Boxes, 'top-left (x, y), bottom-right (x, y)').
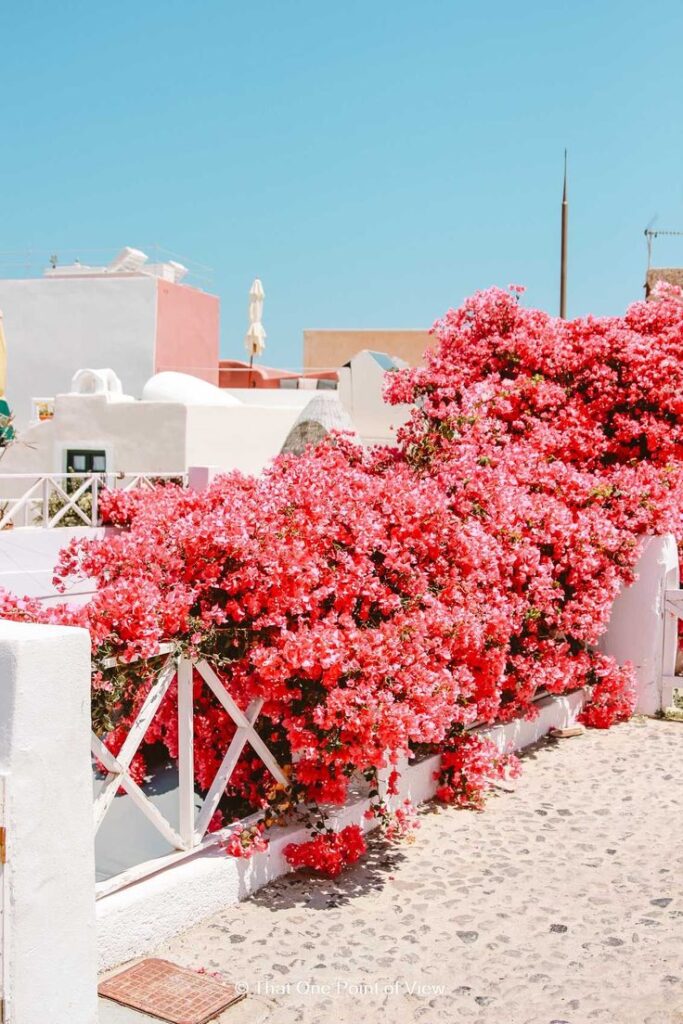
top-left (559, 149), bottom-right (568, 319)
top-left (644, 226), bottom-right (683, 270)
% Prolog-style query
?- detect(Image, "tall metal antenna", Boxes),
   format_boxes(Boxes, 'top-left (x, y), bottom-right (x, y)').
top-left (559, 150), bottom-right (568, 319)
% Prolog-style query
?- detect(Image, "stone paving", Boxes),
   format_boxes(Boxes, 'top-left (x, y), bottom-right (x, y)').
top-left (104, 718), bottom-right (683, 1024)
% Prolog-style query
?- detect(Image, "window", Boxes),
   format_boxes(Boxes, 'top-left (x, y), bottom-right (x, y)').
top-left (66, 449), bottom-right (107, 473)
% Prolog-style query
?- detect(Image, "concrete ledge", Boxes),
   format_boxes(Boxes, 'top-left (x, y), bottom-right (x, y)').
top-left (97, 687), bottom-right (587, 970)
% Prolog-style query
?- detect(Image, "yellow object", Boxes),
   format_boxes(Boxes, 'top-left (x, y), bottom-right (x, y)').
top-left (0, 311), bottom-right (6, 397)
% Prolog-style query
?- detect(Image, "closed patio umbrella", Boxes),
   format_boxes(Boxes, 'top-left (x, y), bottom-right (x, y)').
top-left (244, 279), bottom-right (266, 385)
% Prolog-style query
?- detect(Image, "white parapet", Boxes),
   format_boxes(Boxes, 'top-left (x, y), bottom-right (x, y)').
top-left (599, 534), bottom-right (679, 716)
top-left (0, 621), bottom-right (98, 1024)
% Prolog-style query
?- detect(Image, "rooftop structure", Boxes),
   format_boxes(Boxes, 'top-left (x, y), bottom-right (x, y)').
top-left (0, 246), bottom-right (219, 427)
top-left (218, 358), bottom-right (337, 390)
top-left (303, 328), bottom-right (432, 372)
top-left (337, 349), bottom-right (412, 445)
top-left (645, 267), bottom-right (683, 297)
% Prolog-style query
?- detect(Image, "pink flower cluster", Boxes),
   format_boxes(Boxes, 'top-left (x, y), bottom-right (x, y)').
top-left (222, 822), bottom-right (269, 859)
top-left (436, 734), bottom-right (521, 809)
top-left (284, 825), bottom-right (367, 876)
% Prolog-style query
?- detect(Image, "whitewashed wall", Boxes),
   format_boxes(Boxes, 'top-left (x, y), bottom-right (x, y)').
top-left (0, 621), bottom-right (97, 1023)
top-left (0, 526), bottom-right (108, 602)
top-left (600, 534), bottom-right (679, 715)
top-left (184, 404), bottom-right (304, 475)
top-left (0, 394), bottom-right (323, 486)
top-left (337, 351), bottom-right (412, 445)
top-left (0, 276), bottom-right (158, 428)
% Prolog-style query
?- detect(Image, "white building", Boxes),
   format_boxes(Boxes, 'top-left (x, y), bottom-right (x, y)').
top-left (0, 370), bottom-right (356, 491)
top-left (0, 248), bottom-right (220, 428)
top-left (337, 349), bottom-right (412, 445)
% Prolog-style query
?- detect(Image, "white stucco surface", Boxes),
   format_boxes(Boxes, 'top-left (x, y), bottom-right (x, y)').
top-left (184, 405), bottom-right (303, 475)
top-left (0, 391), bottom-right (330, 484)
top-left (222, 390), bottom-right (317, 409)
top-left (0, 395), bottom-right (188, 486)
top-left (0, 621), bottom-right (98, 1023)
top-left (337, 350), bottom-right (412, 445)
top-left (600, 534), bottom-right (679, 715)
top-left (0, 276), bottom-right (158, 427)
top-left (0, 525), bottom-right (107, 601)
top-left (142, 372), bottom-right (241, 407)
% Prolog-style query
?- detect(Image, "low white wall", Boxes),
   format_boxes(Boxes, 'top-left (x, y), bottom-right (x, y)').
top-left (0, 526), bottom-right (108, 602)
top-left (0, 621), bottom-right (98, 1023)
top-left (600, 534), bottom-right (679, 715)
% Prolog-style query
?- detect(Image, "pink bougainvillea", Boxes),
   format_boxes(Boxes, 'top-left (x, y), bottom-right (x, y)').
top-left (435, 734), bottom-right (521, 810)
top-left (284, 825), bottom-right (367, 877)
top-left (2, 285), bottom-right (682, 875)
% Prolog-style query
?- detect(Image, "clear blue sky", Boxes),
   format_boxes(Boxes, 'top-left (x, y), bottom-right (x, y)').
top-left (2, 0), bottom-right (683, 368)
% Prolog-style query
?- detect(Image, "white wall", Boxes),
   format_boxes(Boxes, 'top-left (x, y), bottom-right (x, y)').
top-left (337, 351), bottom-right (412, 445)
top-left (0, 395), bottom-right (188, 493)
top-left (0, 394), bottom-right (314, 485)
top-left (222, 389), bottom-right (316, 409)
top-left (600, 534), bottom-right (679, 715)
top-left (53, 394), bottom-right (188, 473)
top-left (0, 526), bottom-right (108, 602)
top-left (0, 276), bottom-right (158, 427)
top-left (185, 404), bottom-right (304, 475)
top-left (0, 621), bottom-right (98, 1023)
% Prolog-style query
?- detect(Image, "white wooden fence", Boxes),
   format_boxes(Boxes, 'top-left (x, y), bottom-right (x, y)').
top-left (662, 588), bottom-right (683, 709)
top-left (94, 648), bottom-right (288, 898)
top-left (0, 473), bottom-right (187, 530)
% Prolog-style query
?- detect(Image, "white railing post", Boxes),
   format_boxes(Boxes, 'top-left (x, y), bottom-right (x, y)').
top-left (188, 466), bottom-right (220, 492)
top-left (0, 621), bottom-right (97, 1023)
top-left (600, 534), bottom-right (679, 715)
top-left (177, 657), bottom-right (196, 849)
top-left (91, 475), bottom-right (99, 526)
top-left (0, 774), bottom-right (7, 1017)
top-left (41, 476), bottom-right (50, 528)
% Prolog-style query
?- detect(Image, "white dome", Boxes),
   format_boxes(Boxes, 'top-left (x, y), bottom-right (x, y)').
top-left (142, 372), bottom-right (242, 407)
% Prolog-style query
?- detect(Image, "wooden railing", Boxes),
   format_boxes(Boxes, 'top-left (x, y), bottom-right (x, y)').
top-left (93, 648), bottom-right (287, 898)
top-left (0, 473), bottom-right (187, 529)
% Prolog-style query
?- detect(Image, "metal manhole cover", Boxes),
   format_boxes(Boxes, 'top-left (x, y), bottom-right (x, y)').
top-left (98, 958), bottom-right (245, 1024)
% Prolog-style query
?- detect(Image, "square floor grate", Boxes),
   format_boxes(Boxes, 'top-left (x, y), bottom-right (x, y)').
top-left (98, 958), bottom-right (245, 1024)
